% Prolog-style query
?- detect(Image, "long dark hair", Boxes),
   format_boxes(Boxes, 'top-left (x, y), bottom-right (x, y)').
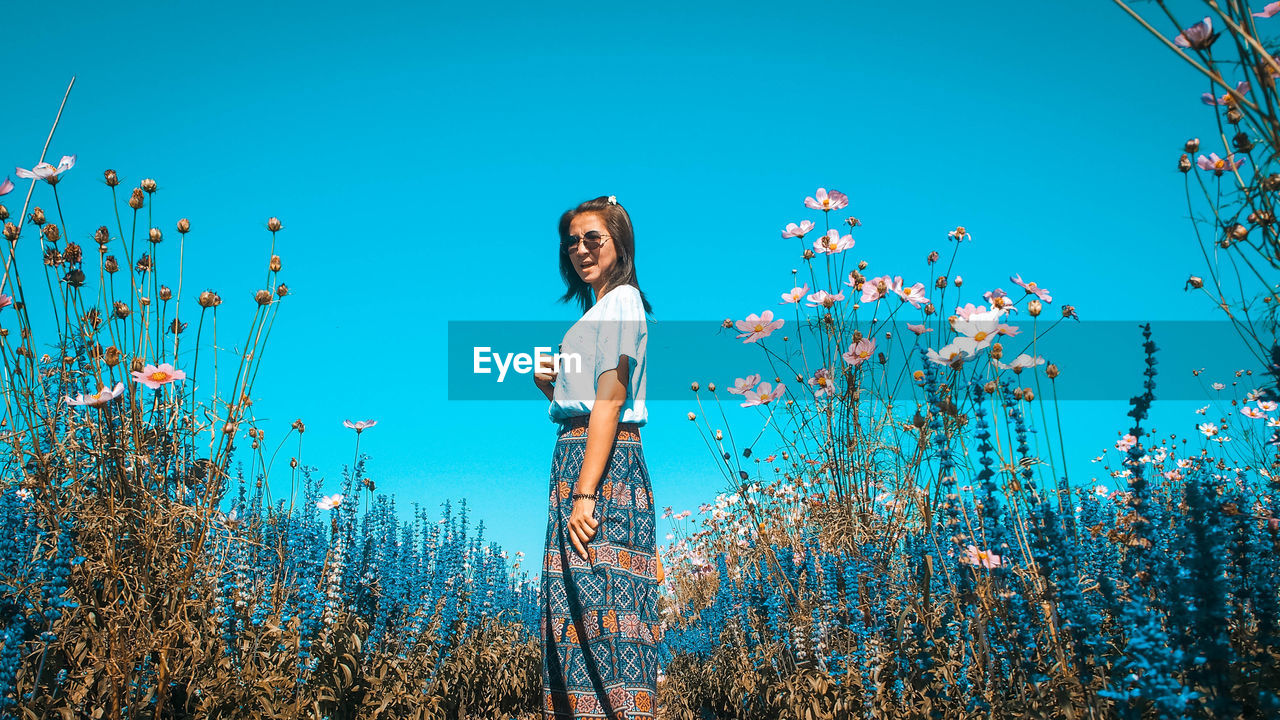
top-left (557, 196), bottom-right (654, 316)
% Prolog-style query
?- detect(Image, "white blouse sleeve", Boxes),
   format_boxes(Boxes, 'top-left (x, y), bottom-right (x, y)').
top-left (593, 286), bottom-right (646, 389)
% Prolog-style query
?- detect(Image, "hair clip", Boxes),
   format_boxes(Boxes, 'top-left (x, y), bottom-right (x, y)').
top-left (607, 195), bottom-right (618, 205)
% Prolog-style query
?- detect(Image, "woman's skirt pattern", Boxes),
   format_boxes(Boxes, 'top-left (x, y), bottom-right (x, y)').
top-left (541, 420), bottom-right (661, 719)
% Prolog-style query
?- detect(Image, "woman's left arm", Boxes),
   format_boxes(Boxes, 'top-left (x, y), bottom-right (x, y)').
top-left (566, 358), bottom-right (632, 559)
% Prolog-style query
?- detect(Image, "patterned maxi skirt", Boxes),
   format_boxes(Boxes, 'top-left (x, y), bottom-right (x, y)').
top-left (541, 417), bottom-right (661, 719)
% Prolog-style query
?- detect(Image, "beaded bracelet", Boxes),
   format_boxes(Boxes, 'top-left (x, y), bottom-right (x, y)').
top-left (572, 491), bottom-right (598, 500)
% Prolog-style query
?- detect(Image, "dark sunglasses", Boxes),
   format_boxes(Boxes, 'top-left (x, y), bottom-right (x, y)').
top-left (563, 230), bottom-right (610, 252)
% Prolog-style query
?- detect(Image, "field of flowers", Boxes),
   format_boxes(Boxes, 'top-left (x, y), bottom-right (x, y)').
top-left (1, 2), bottom-right (1279, 719)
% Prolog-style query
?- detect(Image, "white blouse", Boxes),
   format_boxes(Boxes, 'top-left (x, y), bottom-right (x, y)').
top-left (548, 284), bottom-right (648, 427)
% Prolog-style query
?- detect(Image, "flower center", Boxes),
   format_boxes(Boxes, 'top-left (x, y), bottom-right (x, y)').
top-left (150, 371), bottom-right (169, 382)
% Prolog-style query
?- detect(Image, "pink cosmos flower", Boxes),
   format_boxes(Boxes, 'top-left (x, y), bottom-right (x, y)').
top-left (343, 419), bottom-right (378, 432)
top-left (983, 289), bottom-right (1017, 314)
top-left (66, 381), bottom-right (125, 408)
top-left (131, 362), bottom-right (186, 390)
top-left (860, 274), bottom-right (895, 303)
top-left (15, 155), bottom-right (77, 183)
top-left (0, 294), bottom-right (12, 310)
top-left (813, 229), bottom-right (854, 255)
top-left (842, 338), bottom-right (876, 367)
top-left (1201, 81), bottom-right (1251, 106)
top-left (741, 382), bottom-right (786, 407)
top-left (1259, 400), bottom-right (1278, 412)
top-left (317, 493), bottom-right (344, 510)
top-left (1197, 152), bottom-right (1247, 176)
top-left (927, 339), bottom-right (979, 367)
top-left (727, 374), bottom-right (761, 395)
top-left (906, 323), bottom-right (933, 336)
top-left (804, 188), bottom-right (849, 212)
top-left (951, 310), bottom-right (1002, 350)
top-left (948, 226), bottom-right (972, 241)
top-left (893, 278), bottom-right (929, 308)
top-left (804, 289), bottom-right (845, 308)
top-left (994, 353), bottom-right (1045, 372)
top-left (735, 310), bottom-right (784, 343)
top-left (780, 283), bottom-right (810, 304)
top-left (0, 178), bottom-right (12, 196)
top-left (1173, 17), bottom-right (1217, 49)
top-left (1010, 273), bottom-right (1052, 302)
top-left (809, 368), bottom-right (835, 398)
top-left (959, 544), bottom-right (1001, 569)
top-left (781, 220), bottom-right (816, 239)
top-left (954, 303), bottom-right (989, 321)
top-left (1256, 2), bottom-right (1280, 18)
top-left (1242, 405), bottom-right (1266, 419)
top-left (1116, 434), bottom-right (1137, 452)
top-left (1199, 422), bottom-right (1219, 437)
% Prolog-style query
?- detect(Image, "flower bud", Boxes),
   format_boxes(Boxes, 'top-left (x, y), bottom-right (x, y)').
top-left (715, 429), bottom-right (723, 441)
top-left (148, 227), bottom-right (162, 243)
top-left (845, 217), bottom-right (861, 227)
top-left (292, 418), bottom-right (306, 433)
top-left (1028, 299), bottom-right (1042, 316)
top-left (1186, 275), bottom-right (1204, 290)
top-left (128, 189), bottom-right (145, 209)
top-left (198, 290), bottom-right (222, 308)
top-left (275, 283), bottom-right (289, 297)
top-left (691, 382), bottom-right (699, 392)
top-left (2, 223), bottom-right (17, 241)
top-left (857, 260), bottom-right (868, 270)
top-left (935, 275), bottom-right (947, 290)
top-left (924, 302), bottom-right (935, 315)
top-left (141, 178), bottom-right (157, 193)
top-left (953, 275), bottom-right (963, 287)
top-left (1184, 138), bottom-right (1200, 153)
top-left (927, 250), bottom-right (939, 264)
top-left (269, 254), bottom-right (281, 272)
top-left (267, 217), bottom-right (283, 232)
top-left (94, 226), bottom-right (110, 245)
top-left (1232, 223), bottom-right (1249, 240)
top-left (1267, 174), bottom-right (1280, 192)
top-left (1227, 108), bottom-right (1243, 124)
top-left (991, 342), bottom-right (1004, 360)
top-left (176, 218), bottom-right (190, 234)
top-left (138, 296), bottom-right (150, 307)
top-left (708, 382), bottom-right (716, 392)
top-left (30, 208), bottom-right (45, 226)
top-left (103, 256), bottom-right (119, 273)
top-left (802, 249), bottom-right (815, 260)
top-left (1061, 304), bottom-right (1077, 319)
top-left (159, 285), bottom-right (172, 301)
top-left (722, 318), bottom-right (733, 329)
top-left (1046, 363), bottom-right (1059, 379)
top-left (255, 289), bottom-right (273, 305)
top-left (1024, 388), bottom-right (1035, 401)
top-left (984, 380), bottom-right (997, 394)
top-left (687, 412), bottom-right (696, 421)
top-left (41, 224), bottom-right (59, 244)
top-left (1013, 387), bottom-right (1025, 401)
top-left (62, 243), bottom-right (82, 264)
top-left (224, 422), bottom-right (237, 435)
top-left (103, 169), bottom-right (120, 187)
top-left (1233, 131), bottom-right (1254, 154)
top-left (1178, 153), bottom-right (1192, 173)
top-left (0, 205), bottom-right (7, 221)
top-left (113, 302), bottom-right (130, 319)
top-left (131, 357), bottom-right (145, 373)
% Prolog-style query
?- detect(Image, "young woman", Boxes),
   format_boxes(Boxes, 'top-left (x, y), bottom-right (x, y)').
top-left (533, 195), bottom-right (660, 719)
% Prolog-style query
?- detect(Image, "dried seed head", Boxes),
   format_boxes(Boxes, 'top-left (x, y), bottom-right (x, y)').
top-left (103, 169), bottom-right (120, 187)
top-left (148, 227), bottom-right (162, 243)
top-left (1046, 363), bottom-right (1060, 379)
top-left (1227, 108), bottom-right (1243, 124)
top-left (266, 217), bottom-right (283, 232)
top-left (850, 329), bottom-right (863, 343)
top-left (691, 381), bottom-right (699, 392)
top-left (223, 422), bottom-right (237, 435)
top-left (270, 254), bottom-right (281, 272)
top-left (292, 418), bottom-right (306, 433)
top-left (707, 382), bottom-right (716, 392)
top-left (1187, 275), bottom-right (1204, 289)
top-left (169, 318), bottom-right (186, 334)
top-left (1013, 387), bottom-right (1025, 401)
top-left (984, 380), bottom-right (997, 394)
top-left (141, 178), bottom-right (157, 193)
top-left (1061, 304), bottom-right (1076, 319)
top-left (131, 356), bottom-right (145, 373)
top-left (82, 309), bottom-right (103, 331)
top-left (1028, 299), bottom-right (1043, 316)
top-left (0, 205), bottom-right (7, 221)
top-left (1267, 174), bottom-right (1280, 192)
top-left (41, 224), bottom-right (60, 244)
top-left (802, 249), bottom-right (815, 260)
top-left (1219, 236), bottom-right (1233, 249)
top-left (857, 260), bottom-right (868, 270)
top-left (138, 297), bottom-right (150, 307)
top-left (135, 254), bottom-right (152, 273)
top-left (927, 250), bottom-right (939, 264)
top-left (687, 412), bottom-right (696, 421)
top-left (128, 189), bottom-right (145, 209)
top-left (1184, 138), bottom-right (1200, 153)
top-left (103, 256), bottom-right (119, 273)
top-left (990, 342), bottom-right (1004, 360)
top-left (198, 290), bottom-right (222, 308)
top-left (113, 301), bottom-right (131, 319)
top-left (276, 283), bottom-right (289, 297)
top-left (63, 243), bottom-right (83, 265)
top-left (42, 248), bottom-right (62, 266)
top-left (94, 226), bottom-right (110, 245)
top-left (1178, 154), bottom-right (1192, 173)
top-left (63, 268), bottom-right (85, 288)
top-left (30, 208), bottom-right (46, 226)
top-left (845, 217), bottom-right (861, 227)
top-left (176, 218), bottom-right (190, 234)
top-left (255, 289), bottom-right (273, 305)
top-left (1252, 210), bottom-right (1275, 226)
top-left (290, 458), bottom-right (298, 468)
top-left (3, 223), bottom-right (17, 241)
top-left (159, 285), bottom-right (172, 301)
top-left (722, 318), bottom-right (733, 329)
top-left (1024, 388), bottom-right (1035, 401)
top-left (1232, 223), bottom-right (1249, 240)
top-left (1233, 131), bottom-right (1254, 154)
top-left (924, 302), bottom-right (935, 315)
top-left (934, 275), bottom-right (947, 290)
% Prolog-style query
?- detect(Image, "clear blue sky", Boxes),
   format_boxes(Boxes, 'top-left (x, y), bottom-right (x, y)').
top-left (6, 1), bottom-right (1250, 566)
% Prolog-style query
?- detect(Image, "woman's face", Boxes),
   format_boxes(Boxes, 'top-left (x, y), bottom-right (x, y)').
top-left (566, 211), bottom-right (618, 296)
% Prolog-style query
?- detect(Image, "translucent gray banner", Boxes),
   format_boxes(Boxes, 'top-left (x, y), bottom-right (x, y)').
top-left (446, 320), bottom-right (1272, 401)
